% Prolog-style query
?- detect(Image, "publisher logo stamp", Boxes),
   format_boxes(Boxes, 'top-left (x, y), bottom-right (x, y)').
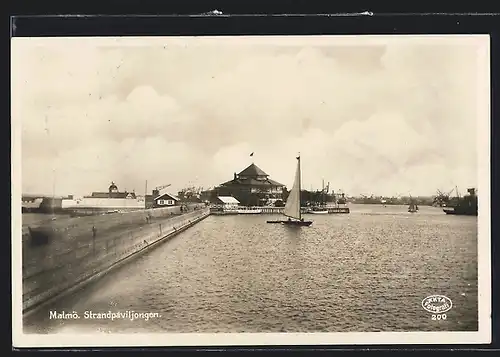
top-left (422, 295), bottom-right (452, 320)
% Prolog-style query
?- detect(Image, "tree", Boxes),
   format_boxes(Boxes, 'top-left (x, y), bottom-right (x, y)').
top-left (282, 187), bottom-right (290, 201)
top-left (274, 199), bottom-right (284, 207)
top-left (177, 186), bottom-right (204, 202)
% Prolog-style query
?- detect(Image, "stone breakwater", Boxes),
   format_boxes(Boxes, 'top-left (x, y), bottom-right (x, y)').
top-left (22, 205), bottom-right (209, 315)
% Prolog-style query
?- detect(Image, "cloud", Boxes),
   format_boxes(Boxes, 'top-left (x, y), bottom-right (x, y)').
top-left (13, 37), bottom-right (485, 197)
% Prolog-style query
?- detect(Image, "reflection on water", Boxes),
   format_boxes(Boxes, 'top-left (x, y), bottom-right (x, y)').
top-left (24, 204), bottom-right (478, 333)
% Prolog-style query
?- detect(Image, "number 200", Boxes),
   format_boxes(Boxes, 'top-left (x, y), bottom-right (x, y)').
top-left (431, 314), bottom-right (447, 320)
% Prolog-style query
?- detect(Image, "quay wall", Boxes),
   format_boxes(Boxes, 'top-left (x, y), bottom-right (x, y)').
top-left (22, 204), bottom-right (203, 239)
top-left (61, 197), bottom-right (145, 209)
top-left (22, 205), bottom-right (208, 315)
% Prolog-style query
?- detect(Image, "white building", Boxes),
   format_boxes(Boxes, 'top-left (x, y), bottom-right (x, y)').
top-left (154, 192), bottom-right (180, 207)
top-left (215, 196), bottom-right (240, 210)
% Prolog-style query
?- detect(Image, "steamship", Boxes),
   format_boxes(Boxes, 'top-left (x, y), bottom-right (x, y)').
top-left (442, 188), bottom-right (478, 216)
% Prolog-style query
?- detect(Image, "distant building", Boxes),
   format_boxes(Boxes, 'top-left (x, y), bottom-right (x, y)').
top-left (145, 194), bottom-right (154, 209)
top-left (86, 182), bottom-right (137, 199)
top-left (22, 196), bottom-right (44, 212)
top-left (61, 182), bottom-right (145, 212)
top-left (39, 197), bottom-right (64, 212)
top-left (200, 189), bottom-right (215, 203)
top-left (153, 192), bottom-right (180, 208)
top-left (22, 194), bottom-right (66, 213)
top-left (209, 163), bottom-right (286, 206)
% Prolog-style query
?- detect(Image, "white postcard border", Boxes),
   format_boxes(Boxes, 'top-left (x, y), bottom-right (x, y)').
top-left (11, 34), bottom-right (491, 348)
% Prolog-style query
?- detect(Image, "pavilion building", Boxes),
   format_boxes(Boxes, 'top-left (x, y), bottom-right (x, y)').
top-left (206, 163), bottom-right (286, 206)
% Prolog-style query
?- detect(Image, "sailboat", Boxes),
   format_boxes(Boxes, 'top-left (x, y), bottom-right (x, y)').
top-left (408, 196), bottom-right (418, 213)
top-left (267, 155), bottom-right (313, 226)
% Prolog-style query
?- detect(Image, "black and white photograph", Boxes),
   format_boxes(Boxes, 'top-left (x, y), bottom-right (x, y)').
top-left (12, 35), bottom-right (491, 347)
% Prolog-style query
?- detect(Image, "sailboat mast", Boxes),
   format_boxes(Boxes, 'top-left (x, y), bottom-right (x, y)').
top-left (298, 154), bottom-right (301, 220)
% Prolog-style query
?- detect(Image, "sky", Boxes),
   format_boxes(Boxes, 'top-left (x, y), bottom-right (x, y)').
top-left (12, 36), bottom-right (489, 198)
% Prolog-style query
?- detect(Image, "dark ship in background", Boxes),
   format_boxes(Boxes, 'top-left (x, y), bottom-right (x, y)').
top-left (442, 187), bottom-right (478, 216)
top-left (408, 196), bottom-right (419, 213)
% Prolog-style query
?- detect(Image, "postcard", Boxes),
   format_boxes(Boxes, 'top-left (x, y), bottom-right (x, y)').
top-left (11, 34), bottom-right (491, 347)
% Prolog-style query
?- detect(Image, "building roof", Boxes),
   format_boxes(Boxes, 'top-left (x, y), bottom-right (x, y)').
top-left (221, 177), bottom-right (285, 187)
top-left (22, 194), bottom-right (66, 200)
top-left (87, 192), bottom-right (137, 199)
top-left (238, 163), bottom-right (268, 177)
top-left (154, 192), bottom-right (180, 201)
top-left (217, 196), bottom-right (240, 204)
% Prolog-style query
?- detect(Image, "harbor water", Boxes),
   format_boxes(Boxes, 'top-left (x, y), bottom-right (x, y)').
top-left (24, 204), bottom-right (478, 333)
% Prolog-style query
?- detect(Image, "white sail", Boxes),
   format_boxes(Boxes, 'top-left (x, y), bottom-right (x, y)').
top-left (284, 156), bottom-right (301, 220)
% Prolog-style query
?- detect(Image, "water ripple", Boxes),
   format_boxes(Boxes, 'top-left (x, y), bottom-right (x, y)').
top-left (24, 205), bottom-right (478, 333)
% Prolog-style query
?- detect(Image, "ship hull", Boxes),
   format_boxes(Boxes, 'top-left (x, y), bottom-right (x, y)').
top-left (266, 220), bottom-right (313, 226)
top-left (443, 208), bottom-right (477, 216)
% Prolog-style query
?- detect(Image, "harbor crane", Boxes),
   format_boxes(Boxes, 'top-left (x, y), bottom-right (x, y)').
top-left (153, 184), bottom-right (172, 196)
top-left (433, 188), bottom-right (454, 207)
top-left (155, 184), bottom-right (172, 191)
top-left (145, 182), bottom-right (172, 198)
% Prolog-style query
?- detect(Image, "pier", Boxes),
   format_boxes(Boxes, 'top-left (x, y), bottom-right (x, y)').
top-left (22, 204), bottom-right (209, 316)
top-left (210, 206), bottom-right (350, 215)
top-left (258, 206), bottom-right (350, 214)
